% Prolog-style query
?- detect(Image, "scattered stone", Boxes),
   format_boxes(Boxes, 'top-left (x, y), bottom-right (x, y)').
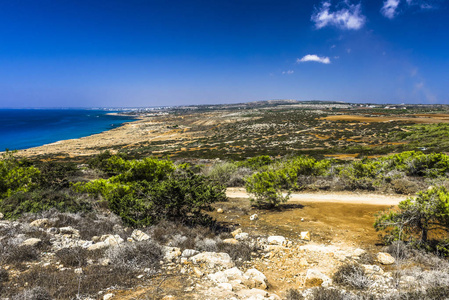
top-left (103, 293), bottom-right (114, 300)
top-left (250, 214), bottom-right (259, 221)
top-left (91, 236), bottom-right (101, 243)
top-left (224, 267), bottom-right (245, 281)
top-left (0, 213), bottom-right (3, 219)
top-left (131, 229), bottom-right (150, 242)
top-left (189, 252), bottom-right (235, 269)
top-left (47, 227), bottom-right (59, 234)
top-left (300, 231), bottom-right (311, 241)
top-left (29, 218), bottom-right (49, 228)
top-left (223, 238), bottom-right (240, 245)
top-left (267, 236), bottom-right (286, 245)
top-left (305, 269), bottom-right (332, 288)
top-left (235, 232), bottom-right (249, 241)
top-left (353, 248), bottom-right (366, 257)
top-left (244, 269), bottom-right (268, 290)
top-left (161, 296), bottom-right (176, 300)
top-left (87, 242), bottom-right (108, 251)
top-left (193, 267), bottom-right (204, 277)
top-left (20, 238), bottom-right (41, 247)
top-left (231, 228), bottom-right (242, 238)
top-left (102, 234), bottom-right (124, 246)
top-left (218, 282), bottom-right (233, 291)
top-left (163, 246), bottom-right (182, 261)
top-left (217, 208), bottom-right (224, 213)
top-left (182, 249), bottom-right (199, 258)
top-left (99, 258), bottom-right (110, 266)
top-left (377, 252), bottom-right (395, 265)
top-left (74, 268), bottom-right (83, 274)
top-left (59, 226), bottom-right (80, 238)
top-left (299, 257), bottom-right (309, 267)
top-left (208, 271), bottom-right (229, 283)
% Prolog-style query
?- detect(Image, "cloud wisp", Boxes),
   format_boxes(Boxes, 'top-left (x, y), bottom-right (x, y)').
top-left (297, 54), bottom-right (331, 64)
top-left (282, 70), bottom-right (294, 75)
top-left (311, 1), bottom-right (366, 30)
top-left (381, 0), bottom-right (400, 19)
top-left (381, 0), bottom-right (439, 19)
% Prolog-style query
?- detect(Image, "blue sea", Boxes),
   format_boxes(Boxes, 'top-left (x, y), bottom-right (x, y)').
top-left (0, 109), bottom-right (137, 151)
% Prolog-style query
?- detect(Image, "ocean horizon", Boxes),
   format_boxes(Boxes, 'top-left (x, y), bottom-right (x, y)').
top-left (0, 109), bottom-right (137, 151)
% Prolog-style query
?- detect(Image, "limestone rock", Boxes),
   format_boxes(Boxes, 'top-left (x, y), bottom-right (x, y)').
top-left (377, 252), bottom-right (395, 265)
top-left (217, 208), bottom-right (224, 213)
top-left (182, 249), bottom-right (199, 258)
top-left (305, 269), bottom-right (332, 287)
top-left (218, 282), bottom-right (233, 291)
top-left (163, 246), bottom-right (182, 261)
top-left (267, 236), bottom-right (286, 245)
top-left (59, 226), bottom-right (80, 238)
top-left (87, 242), bottom-right (108, 251)
top-left (102, 234), bottom-right (124, 246)
top-left (223, 238), bottom-right (239, 245)
top-left (189, 252), bottom-right (234, 269)
top-left (231, 228), bottom-right (242, 238)
top-left (244, 269), bottom-right (268, 290)
top-left (0, 213), bottom-right (3, 219)
top-left (299, 257), bottom-right (309, 267)
top-left (300, 231), bottom-right (311, 241)
top-left (131, 229), bottom-right (150, 242)
top-left (353, 248), bottom-right (366, 257)
top-left (235, 232), bottom-right (249, 241)
top-left (103, 293), bottom-right (114, 300)
top-left (29, 218), bottom-right (49, 228)
top-left (224, 267), bottom-right (245, 281)
top-left (208, 271), bottom-right (229, 283)
top-left (250, 214), bottom-right (259, 221)
top-left (20, 238), bottom-right (41, 247)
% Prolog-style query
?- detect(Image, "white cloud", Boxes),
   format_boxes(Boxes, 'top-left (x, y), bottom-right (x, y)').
top-left (297, 54), bottom-right (331, 64)
top-left (381, 0), bottom-right (400, 19)
top-left (311, 1), bottom-right (366, 30)
top-left (382, 0), bottom-right (439, 19)
top-left (282, 70), bottom-right (294, 75)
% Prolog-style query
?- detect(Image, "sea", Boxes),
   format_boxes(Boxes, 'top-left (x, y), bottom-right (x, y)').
top-left (0, 109), bottom-right (137, 151)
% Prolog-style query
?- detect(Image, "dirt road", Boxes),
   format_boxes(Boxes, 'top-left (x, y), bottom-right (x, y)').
top-left (226, 188), bottom-right (407, 206)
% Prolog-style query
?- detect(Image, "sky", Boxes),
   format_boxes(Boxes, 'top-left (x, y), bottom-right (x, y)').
top-left (0, 0), bottom-right (448, 108)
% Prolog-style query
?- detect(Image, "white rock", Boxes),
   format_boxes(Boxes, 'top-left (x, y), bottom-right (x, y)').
top-left (87, 242), bottom-right (109, 251)
top-left (59, 226), bottom-right (80, 237)
top-left (103, 293), bottom-right (114, 300)
top-left (217, 208), bottom-right (224, 213)
top-left (74, 268), bottom-right (83, 274)
top-left (131, 229), bottom-right (150, 242)
top-left (224, 267), bottom-right (245, 281)
top-left (218, 283), bottom-right (233, 291)
top-left (231, 228), bottom-right (242, 237)
top-left (189, 252), bottom-right (234, 269)
top-left (305, 269), bottom-right (332, 287)
top-left (20, 238), bottom-right (41, 247)
top-left (29, 218), bottom-right (49, 227)
top-left (267, 236), bottom-right (286, 245)
top-left (353, 248), bottom-right (366, 257)
top-left (102, 235), bottom-right (124, 247)
top-left (163, 246), bottom-right (182, 261)
top-left (223, 238), bottom-right (239, 245)
top-left (208, 271), bottom-right (229, 283)
top-left (250, 214), bottom-right (259, 221)
top-left (0, 213), bottom-right (3, 219)
top-left (244, 269), bottom-right (268, 290)
top-left (182, 249), bottom-right (199, 258)
top-left (300, 231), bottom-right (311, 241)
top-left (377, 252), bottom-right (395, 265)
top-left (235, 233), bottom-right (249, 241)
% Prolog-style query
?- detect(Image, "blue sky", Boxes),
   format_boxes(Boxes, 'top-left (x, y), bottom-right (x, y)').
top-left (0, 0), bottom-right (447, 107)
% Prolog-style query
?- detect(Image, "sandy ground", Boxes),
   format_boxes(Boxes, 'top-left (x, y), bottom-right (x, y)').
top-left (226, 188), bottom-right (407, 206)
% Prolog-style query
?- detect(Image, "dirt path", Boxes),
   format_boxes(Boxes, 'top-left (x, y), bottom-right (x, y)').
top-left (226, 188), bottom-right (407, 206)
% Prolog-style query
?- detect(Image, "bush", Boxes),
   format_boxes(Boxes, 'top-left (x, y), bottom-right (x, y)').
top-left (0, 151), bottom-right (40, 199)
top-left (55, 247), bottom-right (88, 267)
top-left (332, 263), bottom-right (372, 290)
top-left (284, 288), bottom-right (304, 300)
top-left (311, 287), bottom-right (343, 300)
top-left (217, 242), bottom-right (254, 266)
top-left (375, 186), bottom-right (449, 255)
top-left (0, 268), bottom-right (8, 283)
top-left (2, 245), bottom-right (39, 265)
top-left (76, 161), bottom-right (226, 227)
top-left (0, 189), bottom-right (92, 219)
top-left (106, 240), bottom-right (163, 272)
top-left (12, 286), bottom-right (52, 300)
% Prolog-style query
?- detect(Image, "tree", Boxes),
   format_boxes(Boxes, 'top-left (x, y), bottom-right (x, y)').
top-left (374, 186), bottom-right (449, 254)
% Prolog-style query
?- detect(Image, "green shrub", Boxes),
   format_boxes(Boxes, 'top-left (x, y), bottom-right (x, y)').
top-left (237, 155), bottom-right (272, 170)
top-left (0, 151), bottom-right (40, 199)
top-left (0, 190), bottom-right (92, 219)
top-left (375, 186), bottom-right (449, 255)
top-left (75, 159), bottom-right (225, 227)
